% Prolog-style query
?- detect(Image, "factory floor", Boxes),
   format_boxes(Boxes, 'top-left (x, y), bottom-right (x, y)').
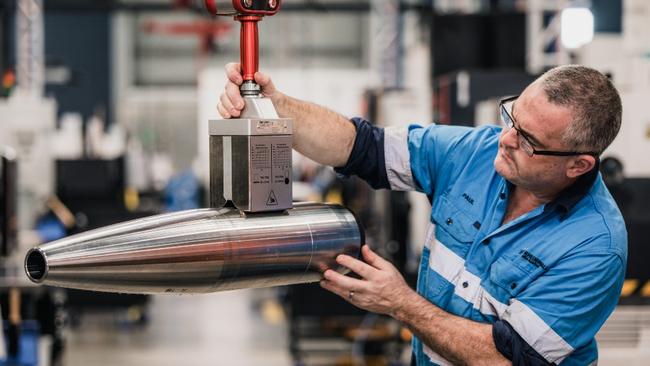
top-left (60, 290), bottom-right (650, 366)
top-left (63, 289), bottom-right (291, 366)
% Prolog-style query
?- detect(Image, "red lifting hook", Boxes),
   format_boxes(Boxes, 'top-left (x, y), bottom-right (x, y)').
top-left (201, 0), bottom-right (281, 92)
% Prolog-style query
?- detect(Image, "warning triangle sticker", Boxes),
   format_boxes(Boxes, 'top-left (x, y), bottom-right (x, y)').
top-left (266, 190), bottom-right (278, 206)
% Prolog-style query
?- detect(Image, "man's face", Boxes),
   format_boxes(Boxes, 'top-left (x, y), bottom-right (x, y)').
top-left (494, 82), bottom-right (575, 191)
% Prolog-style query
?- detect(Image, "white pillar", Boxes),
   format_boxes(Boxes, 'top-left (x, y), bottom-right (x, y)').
top-left (15, 0), bottom-right (45, 98)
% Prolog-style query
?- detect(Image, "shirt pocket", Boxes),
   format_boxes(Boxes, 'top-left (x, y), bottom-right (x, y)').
top-left (489, 253), bottom-right (544, 299)
top-left (431, 195), bottom-right (478, 257)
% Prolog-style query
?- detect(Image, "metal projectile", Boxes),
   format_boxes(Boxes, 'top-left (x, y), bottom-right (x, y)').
top-left (24, 203), bottom-right (363, 294)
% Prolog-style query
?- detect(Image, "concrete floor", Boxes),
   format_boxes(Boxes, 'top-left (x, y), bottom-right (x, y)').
top-left (63, 289), bottom-right (292, 366)
top-left (60, 292), bottom-right (650, 366)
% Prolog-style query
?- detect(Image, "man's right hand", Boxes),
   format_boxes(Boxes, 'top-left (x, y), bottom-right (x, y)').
top-left (216, 62), bottom-right (355, 167)
top-left (217, 62), bottom-right (279, 119)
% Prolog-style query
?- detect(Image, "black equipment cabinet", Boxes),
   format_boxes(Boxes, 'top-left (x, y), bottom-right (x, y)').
top-left (607, 178), bottom-right (650, 304)
top-left (56, 157), bottom-right (154, 322)
top-left (0, 149), bottom-right (17, 256)
top-left (434, 69), bottom-right (537, 127)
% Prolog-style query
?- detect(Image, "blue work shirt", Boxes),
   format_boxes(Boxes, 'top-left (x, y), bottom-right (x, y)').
top-left (336, 118), bottom-right (627, 366)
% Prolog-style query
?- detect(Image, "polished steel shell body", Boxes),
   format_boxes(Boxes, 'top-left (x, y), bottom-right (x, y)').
top-left (24, 203), bottom-right (362, 294)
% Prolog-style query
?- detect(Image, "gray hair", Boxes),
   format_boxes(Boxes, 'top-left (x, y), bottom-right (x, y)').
top-left (539, 65), bottom-right (622, 155)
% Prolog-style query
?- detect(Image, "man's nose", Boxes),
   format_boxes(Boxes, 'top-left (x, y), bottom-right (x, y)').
top-left (500, 126), bottom-right (519, 148)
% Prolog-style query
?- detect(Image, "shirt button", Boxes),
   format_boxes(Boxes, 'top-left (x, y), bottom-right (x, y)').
top-left (446, 218), bottom-right (453, 225)
top-left (510, 283), bottom-right (517, 290)
top-left (499, 192), bottom-right (506, 200)
top-left (482, 238), bottom-right (491, 245)
top-left (462, 281), bottom-right (469, 288)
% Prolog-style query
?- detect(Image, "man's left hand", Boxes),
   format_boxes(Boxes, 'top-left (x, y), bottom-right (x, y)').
top-left (320, 245), bottom-right (415, 316)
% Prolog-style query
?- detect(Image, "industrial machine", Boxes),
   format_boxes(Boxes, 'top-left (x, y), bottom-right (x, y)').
top-left (23, 0), bottom-right (364, 294)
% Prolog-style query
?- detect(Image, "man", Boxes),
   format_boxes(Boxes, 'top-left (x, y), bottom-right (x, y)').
top-left (218, 64), bottom-right (626, 365)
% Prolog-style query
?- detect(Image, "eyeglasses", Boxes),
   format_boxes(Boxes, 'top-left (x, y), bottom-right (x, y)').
top-left (498, 95), bottom-right (597, 157)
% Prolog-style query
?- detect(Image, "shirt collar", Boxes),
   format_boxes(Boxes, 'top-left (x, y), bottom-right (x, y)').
top-left (544, 159), bottom-right (600, 214)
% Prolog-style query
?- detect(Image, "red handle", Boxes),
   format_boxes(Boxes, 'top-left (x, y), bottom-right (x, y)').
top-left (236, 15), bottom-right (261, 82)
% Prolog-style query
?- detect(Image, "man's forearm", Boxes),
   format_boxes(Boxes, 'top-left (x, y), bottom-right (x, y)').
top-left (272, 92), bottom-right (356, 167)
top-left (392, 288), bottom-right (510, 366)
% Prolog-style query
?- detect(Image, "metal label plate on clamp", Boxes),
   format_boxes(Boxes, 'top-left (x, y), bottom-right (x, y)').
top-left (209, 117), bottom-right (293, 212)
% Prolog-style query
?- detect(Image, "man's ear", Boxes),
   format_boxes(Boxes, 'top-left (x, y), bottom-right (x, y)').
top-left (566, 155), bottom-right (596, 179)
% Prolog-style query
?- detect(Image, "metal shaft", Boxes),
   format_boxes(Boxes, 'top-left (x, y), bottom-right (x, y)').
top-left (236, 15), bottom-right (262, 96)
top-left (24, 203), bottom-right (363, 294)
top-left (237, 15), bottom-right (260, 82)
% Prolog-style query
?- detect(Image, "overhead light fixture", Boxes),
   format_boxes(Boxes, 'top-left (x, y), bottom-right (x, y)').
top-left (561, 7), bottom-right (595, 50)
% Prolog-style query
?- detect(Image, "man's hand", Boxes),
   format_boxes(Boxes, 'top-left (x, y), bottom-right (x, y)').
top-left (216, 62), bottom-right (356, 167)
top-left (217, 62), bottom-right (279, 118)
top-left (320, 245), bottom-right (415, 316)
top-left (323, 245), bottom-right (511, 365)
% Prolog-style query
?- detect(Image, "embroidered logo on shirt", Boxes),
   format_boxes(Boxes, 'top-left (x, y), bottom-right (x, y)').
top-left (462, 193), bottom-right (475, 205)
top-left (519, 250), bottom-right (547, 270)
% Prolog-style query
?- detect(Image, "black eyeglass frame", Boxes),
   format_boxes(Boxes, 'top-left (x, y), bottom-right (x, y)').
top-left (498, 95), bottom-right (598, 157)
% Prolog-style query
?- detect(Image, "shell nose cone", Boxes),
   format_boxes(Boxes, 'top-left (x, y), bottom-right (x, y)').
top-left (25, 248), bottom-right (48, 283)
